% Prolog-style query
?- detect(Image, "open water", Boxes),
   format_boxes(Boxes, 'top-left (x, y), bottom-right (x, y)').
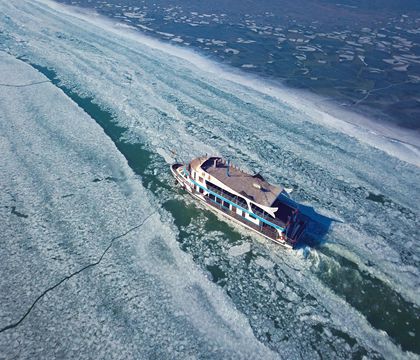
top-left (0, 1), bottom-right (419, 359)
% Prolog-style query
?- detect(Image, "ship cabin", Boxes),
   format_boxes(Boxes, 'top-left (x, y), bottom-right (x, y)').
top-left (185, 156), bottom-right (302, 243)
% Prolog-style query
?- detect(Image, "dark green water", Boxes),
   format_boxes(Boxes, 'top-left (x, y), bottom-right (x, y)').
top-left (27, 60), bottom-right (419, 357)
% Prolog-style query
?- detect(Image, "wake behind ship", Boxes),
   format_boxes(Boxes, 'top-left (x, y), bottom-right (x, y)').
top-left (171, 156), bottom-right (306, 248)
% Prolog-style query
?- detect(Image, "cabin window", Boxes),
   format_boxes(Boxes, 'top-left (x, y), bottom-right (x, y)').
top-left (209, 194), bottom-right (215, 201)
top-left (206, 181), bottom-right (245, 208)
top-left (251, 204), bottom-right (266, 218)
top-left (236, 196), bottom-right (248, 209)
top-left (207, 181), bottom-right (236, 200)
top-left (223, 190), bottom-right (235, 202)
top-left (222, 200), bottom-right (230, 209)
top-left (199, 176), bottom-right (204, 183)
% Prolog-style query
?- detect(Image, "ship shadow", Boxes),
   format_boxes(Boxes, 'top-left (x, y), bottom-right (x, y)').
top-left (298, 204), bottom-right (341, 248)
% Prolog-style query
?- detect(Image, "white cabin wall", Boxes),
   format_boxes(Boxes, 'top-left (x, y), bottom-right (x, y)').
top-left (202, 172), bottom-right (277, 219)
top-left (191, 162), bottom-right (274, 222)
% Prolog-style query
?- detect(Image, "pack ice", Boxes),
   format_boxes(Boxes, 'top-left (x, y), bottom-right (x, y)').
top-left (0, 0), bottom-right (419, 359)
top-left (0, 52), bottom-right (278, 359)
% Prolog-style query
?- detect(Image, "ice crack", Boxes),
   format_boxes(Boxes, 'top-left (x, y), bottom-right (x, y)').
top-left (0, 80), bottom-right (50, 88)
top-left (353, 80), bottom-right (413, 106)
top-left (0, 211), bottom-right (157, 334)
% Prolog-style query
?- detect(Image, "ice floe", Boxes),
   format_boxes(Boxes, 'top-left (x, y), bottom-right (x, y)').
top-left (0, 50), bottom-right (278, 359)
top-left (1, 1), bottom-right (419, 358)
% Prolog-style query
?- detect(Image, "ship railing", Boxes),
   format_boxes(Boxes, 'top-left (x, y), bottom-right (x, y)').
top-left (207, 187), bottom-right (287, 228)
top-left (203, 196), bottom-right (280, 240)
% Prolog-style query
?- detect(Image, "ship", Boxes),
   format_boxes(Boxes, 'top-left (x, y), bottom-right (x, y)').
top-left (171, 156), bottom-right (306, 248)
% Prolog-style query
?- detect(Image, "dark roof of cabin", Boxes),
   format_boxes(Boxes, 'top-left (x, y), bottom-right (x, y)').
top-left (201, 157), bottom-right (282, 207)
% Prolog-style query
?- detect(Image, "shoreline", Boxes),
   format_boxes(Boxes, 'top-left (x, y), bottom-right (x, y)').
top-left (45, 0), bottom-right (420, 167)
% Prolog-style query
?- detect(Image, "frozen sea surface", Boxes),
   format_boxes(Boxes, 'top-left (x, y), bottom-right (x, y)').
top-left (56, 0), bottom-right (420, 134)
top-left (0, 53), bottom-right (278, 359)
top-left (0, 1), bottom-right (419, 359)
